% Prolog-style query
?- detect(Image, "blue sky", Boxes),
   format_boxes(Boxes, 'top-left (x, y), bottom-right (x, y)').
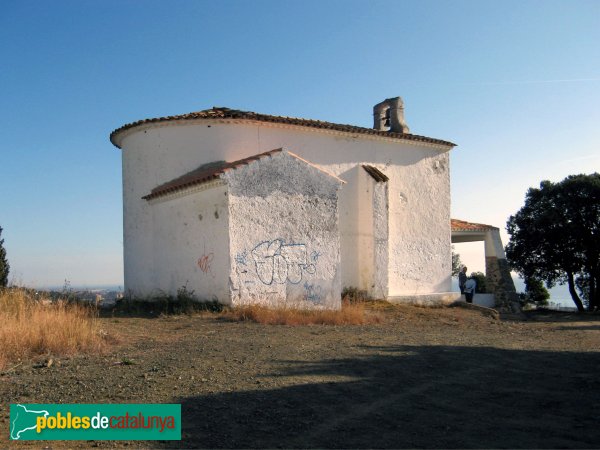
top-left (1, 0), bottom-right (598, 290)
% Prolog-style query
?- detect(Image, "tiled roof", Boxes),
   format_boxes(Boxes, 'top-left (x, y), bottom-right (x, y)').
top-left (451, 219), bottom-right (498, 232)
top-left (110, 107), bottom-right (455, 149)
top-left (142, 148), bottom-right (344, 201)
top-left (362, 165), bottom-right (389, 182)
top-left (142, 149), bottom-right (283, 200)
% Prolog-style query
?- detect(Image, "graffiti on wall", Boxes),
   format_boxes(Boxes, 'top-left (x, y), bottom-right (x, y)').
top-left (235, 250), bottom-right (248, 266)
top-left (310, 250), bottom-right (321, 263)
top-left (250, 239), bottom-right (316, 285)
top-left (197, 242), bottom-right (214, 276)
top-left (303, 282), bottom-right (323, 303)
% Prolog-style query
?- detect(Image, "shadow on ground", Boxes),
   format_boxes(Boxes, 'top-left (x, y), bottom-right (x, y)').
top-left (154, 345), bottom-right (600, 449)
top-left (524, 310), bottom-right (600, 323)
top-left (557, 325), bottom-right (600, 331)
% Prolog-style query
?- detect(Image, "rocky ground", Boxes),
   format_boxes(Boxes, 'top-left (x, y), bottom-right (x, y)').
top-left (1, 303), bottom-right (599, 449)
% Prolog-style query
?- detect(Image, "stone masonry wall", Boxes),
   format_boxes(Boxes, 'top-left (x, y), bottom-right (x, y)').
top-left (486, 256), bottom-right (520, 312)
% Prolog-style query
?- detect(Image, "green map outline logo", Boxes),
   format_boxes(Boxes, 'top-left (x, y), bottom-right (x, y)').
top-left (10, 404), bottom-right (50, 440)
top-left (9, 403), bottom-right (181, 441)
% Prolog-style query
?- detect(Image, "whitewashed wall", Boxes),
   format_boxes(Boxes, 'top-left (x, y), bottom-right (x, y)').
top-left (371, 172), bottom-right (390, 299)
top-left (118, 120), bottom-right (452, 299)
top-left (224, 152), bottom-right (342, 309)
top-left (339, 166), bottom-right (390, 298)
top-left (387, 151), bottom-right (452, 296)
top-left (149, 185), bottom-right (230, 302)
top-left (338, 166), bottom-right (370, 292)
top-left (355, 168), bottom-right (376, 293)
top-left (121, 135), bottom-right (155, 296)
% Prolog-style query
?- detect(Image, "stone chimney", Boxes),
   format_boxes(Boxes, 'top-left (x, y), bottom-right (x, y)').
top-left (373, 97), bottom-right (410, 134)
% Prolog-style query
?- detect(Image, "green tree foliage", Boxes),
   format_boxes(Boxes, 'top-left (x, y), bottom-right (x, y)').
top-left (451, 245), bottom-right (462, 277)
top-left (0, 226), bottom-right (9, 288)
top-left (506, 173), bottom-right (600, 312)
top-left (520, 277), bottom-right (550, 307)
top-left (469, 272), bottom-right (488, 294)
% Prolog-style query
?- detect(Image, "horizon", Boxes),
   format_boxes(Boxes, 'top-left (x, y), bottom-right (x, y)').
top-left (31, 275), bottom-right (576, 309)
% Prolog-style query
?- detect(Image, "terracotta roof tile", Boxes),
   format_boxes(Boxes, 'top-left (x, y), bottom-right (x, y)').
top-left (142, 149), bottom-right (283, 200)
top-left (451, 219), bottom-right (498, 231)
top-left (110, 107), bottom-right (455, 149)
top-left (143, 148), bottom-right (344, 201)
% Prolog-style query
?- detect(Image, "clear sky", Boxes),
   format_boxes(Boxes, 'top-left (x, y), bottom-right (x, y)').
top-left (1, 0), bottom-right (598, 289)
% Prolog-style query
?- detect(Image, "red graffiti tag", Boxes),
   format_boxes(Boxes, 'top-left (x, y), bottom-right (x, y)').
top-left (197, 252), bottom-right (214, 276)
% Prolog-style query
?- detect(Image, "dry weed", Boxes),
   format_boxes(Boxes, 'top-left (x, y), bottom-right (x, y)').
top-left (227, 299), bottom-right (382, 325)
top-left (0, 288), bottom-right (109, 371)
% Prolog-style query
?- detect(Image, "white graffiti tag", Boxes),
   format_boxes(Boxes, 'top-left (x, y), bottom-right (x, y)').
top-left (251, 239), bottom-right (316, 285)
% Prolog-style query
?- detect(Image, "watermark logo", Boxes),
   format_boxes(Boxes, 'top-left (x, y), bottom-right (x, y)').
top-left (10, 404), bottom-right (181, 440)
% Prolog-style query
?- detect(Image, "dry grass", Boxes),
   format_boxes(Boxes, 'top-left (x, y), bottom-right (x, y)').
top-left (0, 288), bottom-right (109, 371)
top-left (226, 299), bottom-right (383, 326)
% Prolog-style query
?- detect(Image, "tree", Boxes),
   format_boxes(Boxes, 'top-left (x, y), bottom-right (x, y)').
top-left (451, 245), bottom-right (462, 277)
top-left (469, 271), bottom-right (488, 294)
top-left (506, 173), bottom-right (600, 312)
top-left (0, 226), bottom-right (9, 288)
top-left (519, 276), bottom-right (550, 307)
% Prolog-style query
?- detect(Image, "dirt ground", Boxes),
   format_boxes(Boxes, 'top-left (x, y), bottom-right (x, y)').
top-left (1, 303), bottom-right (599, 449)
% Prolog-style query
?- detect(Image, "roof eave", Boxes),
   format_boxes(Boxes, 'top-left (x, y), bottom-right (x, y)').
top-left (110, 111), bottom-right (456, 150)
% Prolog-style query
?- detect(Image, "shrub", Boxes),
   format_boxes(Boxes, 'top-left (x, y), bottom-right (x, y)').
top-left (451, 245), bottom-right (462, 277)
top-left (341, 286), bottom-right (370, 303)
top-left (0, 288), bottom-right (109, 371)
top-left (113, 286), bottom-right (224, 316)
top-left (226, 299), bottom-right (382, 326)
top-left (0, 226), bottom-right (9, 288)
top-left (469, 272), bottom-right (489, 294)
top-left (519, 277), bottom-right (550, 307)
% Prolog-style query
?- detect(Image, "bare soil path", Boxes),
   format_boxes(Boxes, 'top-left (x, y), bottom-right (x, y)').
top-left (1, 304), bottom-right (599, 448)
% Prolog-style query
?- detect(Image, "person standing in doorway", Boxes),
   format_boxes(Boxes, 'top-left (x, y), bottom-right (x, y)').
top-left (459, 266), bottom-right (468, 294)
top-left (464, 276), bottom-right (477, 304)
